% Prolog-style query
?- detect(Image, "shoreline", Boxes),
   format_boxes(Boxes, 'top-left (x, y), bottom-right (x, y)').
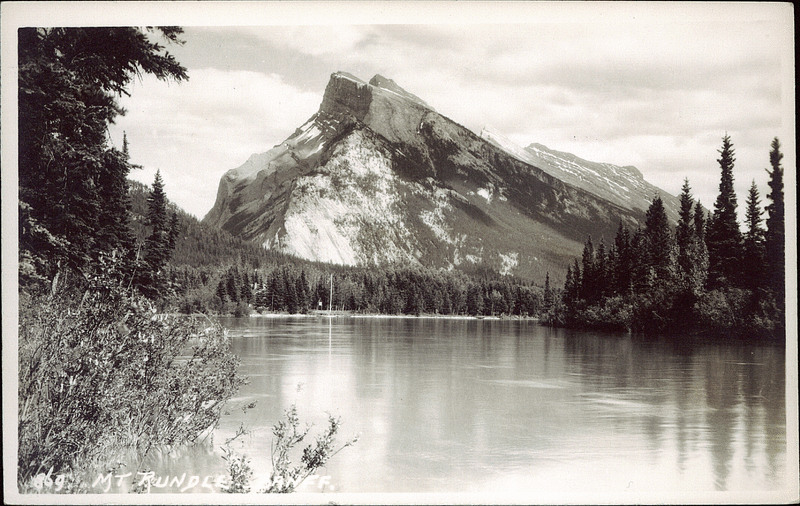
top-left (245, 311), bottom-right (540, 321)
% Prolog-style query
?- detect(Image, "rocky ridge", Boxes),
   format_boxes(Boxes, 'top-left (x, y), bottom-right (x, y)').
top-left (204, 72), bottom-right (677, 282)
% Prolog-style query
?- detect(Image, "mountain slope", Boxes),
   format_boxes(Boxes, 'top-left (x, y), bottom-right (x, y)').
top-left (480, 127), bottom-right (680, 223)
top-left (204, 72), bottom-right (671, 282)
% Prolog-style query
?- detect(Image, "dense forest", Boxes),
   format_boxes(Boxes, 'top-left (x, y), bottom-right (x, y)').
top-left (546, 135), bottom-right (785, 339)
top-left (127, 180), bottom-right (543, 317)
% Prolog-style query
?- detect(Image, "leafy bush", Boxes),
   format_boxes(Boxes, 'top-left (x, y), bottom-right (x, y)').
top-left (219, 404), bottom-right (358, 494)
top-left (694, 288), bottom-right (749, 334)
top-left (18, 258), bottom-right (244, 488)
top-left (580, 296), bottom-right (634, 331)
top-left (262, 405), bottom-right (358, 493)
top-left (221, 445), bottom-right (253, 493)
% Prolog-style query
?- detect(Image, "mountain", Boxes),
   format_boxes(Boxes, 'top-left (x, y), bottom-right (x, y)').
top-left (479, 127), bottom-right (681, 223)
top-left (204, 72), bottom-right (675, 282)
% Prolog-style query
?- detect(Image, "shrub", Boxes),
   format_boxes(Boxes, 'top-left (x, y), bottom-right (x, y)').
top-left (18, 259), bottom-right (244, 488)
top-left (261, 405), bottom-right (358, 493)
top-left (219, 404), bottom-right (358, 494)
top-left (694, 288), bottom-right (750, 335)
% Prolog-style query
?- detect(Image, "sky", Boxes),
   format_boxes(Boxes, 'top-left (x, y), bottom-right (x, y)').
top-left (5, 2), bottom-right (796, 221)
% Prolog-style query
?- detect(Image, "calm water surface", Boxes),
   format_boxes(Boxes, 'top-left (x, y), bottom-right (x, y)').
top-left (155, 317), bottom-right (787, 497)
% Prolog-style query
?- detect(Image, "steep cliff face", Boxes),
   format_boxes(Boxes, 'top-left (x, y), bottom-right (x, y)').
top-left (204, 72), bottom-right (676, 282)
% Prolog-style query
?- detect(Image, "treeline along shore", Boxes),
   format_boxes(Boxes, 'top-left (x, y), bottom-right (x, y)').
top-left (543, 135), bottom-right (786, 340)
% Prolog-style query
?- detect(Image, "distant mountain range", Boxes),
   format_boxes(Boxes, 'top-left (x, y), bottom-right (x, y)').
top-left (203, 72), bottom-right (679, 282)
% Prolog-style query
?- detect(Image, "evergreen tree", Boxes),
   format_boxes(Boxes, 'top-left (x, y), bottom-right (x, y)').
top-left (693, 201), bottom-right (706, 242)
top-left (595, 238), bottom-right (608, 298)
top-left (764, 137), bottom-right (785, 309)
top-left (466, 283), bottom-right (484, 315)
top-left (580, 237), bottom-right (597, 303)
top-left (643, 195), bottom-right (674, 281)
top-left (612, 223), bottom-right (632, 295)
top-left (706, 134), bottom-right (744, 288)
top-left (743, 181), bottom-right (766, 290)
top-left (629, 228), bottom-right (650, 293)
top-left (144, 172), bottom-right (169, 263)
top-left (18, 27), bottom-right (187, 285)
top-left (122, 131), bottom-right (130, 160)
top-left (543, 272), bottom-right (554, 312)
top-left (562, 265), bottom-right (574, 305)
top-left (570, 259), bottom-right (582, 303)
top-left (676, 179), bottom-right (695, 277)
top-left (136, 170), bottom-right (180, 297)
top-left (166, 211), bottom-right (180, 254)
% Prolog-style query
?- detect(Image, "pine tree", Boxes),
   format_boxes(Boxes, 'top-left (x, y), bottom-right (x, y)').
top-left (764, 137), bottom-right (785, 309)
top-left (644, 195), bottom-right (674, 281)
top-left (137, 170), bottom-right (179, 297)
top-left (18, 27), bottom-right (187, 285)
top-left (166, 211), bottom-right (180, 254)
top-left (676, 179), bottom-right (695, 277)
top-left (595, 238), bottom-right (608, 299)
top-left (543, 272), bottom-right (554, 312)
top-left (629, 227), bottom-right (652, 294)
top-left (145, 171), bottom-right (169, 260)
top-left (122, 131), bottom-right (130, 160)
top-left (612, 223), bottom-right (632, 296)
top-left (706, 134), bottom-right (744, 288)
top-left (693, 201), bottom-right (706, 242)
top-left (562, 260), bottom-right (582, 310)
top-left (742, 181), bottom-right (766, 291)
top-left (580, 237), bottom-right (597, 303)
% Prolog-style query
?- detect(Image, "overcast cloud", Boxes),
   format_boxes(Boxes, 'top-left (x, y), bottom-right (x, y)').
top-left (91, 3), bottom-right (794, 221)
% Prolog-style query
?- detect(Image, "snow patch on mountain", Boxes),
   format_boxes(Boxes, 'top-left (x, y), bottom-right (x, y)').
top-left (480, 126), bottom-right (531, 163)
top-left (480, 126), bottom-right (680, 223)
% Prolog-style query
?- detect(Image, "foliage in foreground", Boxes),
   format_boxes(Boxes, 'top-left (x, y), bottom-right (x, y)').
top-left (221, 405), bottom-right (359, 494)
top-left (17, 256), bottom-right (244, 490)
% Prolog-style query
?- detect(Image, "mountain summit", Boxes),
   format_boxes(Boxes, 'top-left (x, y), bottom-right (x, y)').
top-left (204, 72), bottom-right (676, 281)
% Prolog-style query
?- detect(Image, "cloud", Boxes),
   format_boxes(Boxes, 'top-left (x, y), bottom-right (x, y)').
top-left (110, 7), bottom-right (793, 225)
top-left (110, 68), bottom-right (322, 218)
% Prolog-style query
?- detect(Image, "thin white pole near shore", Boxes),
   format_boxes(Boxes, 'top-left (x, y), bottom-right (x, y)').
top-left (328, 274), bottom-right (333, 359)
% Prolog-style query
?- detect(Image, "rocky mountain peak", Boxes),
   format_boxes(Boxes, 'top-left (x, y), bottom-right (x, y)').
top-left (320, 71), bottom-right (372, 120)
top-left (369, 74), bottom-right (432, 110)
top-left (205, 69), bottom-right (681, 281)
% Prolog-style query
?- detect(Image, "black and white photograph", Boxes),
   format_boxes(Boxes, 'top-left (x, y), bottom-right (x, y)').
top-left (2, 1), bottom-right (797, 503)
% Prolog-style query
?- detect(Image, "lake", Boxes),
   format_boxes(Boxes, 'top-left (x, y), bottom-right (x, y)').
top-left (149, 316), bottom-right (789, 500)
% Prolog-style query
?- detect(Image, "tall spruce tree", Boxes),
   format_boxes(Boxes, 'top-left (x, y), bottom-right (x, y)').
top-left (742, 181), bottom-right (766, 291)
top-left (694, 201), bottom-right (706, 242)
top-left (644, 195), bottom-right (674, 281)
top-left (596, 238), bottom-right (608, 299)
top-left (676, 179), bottom-right (696, 278)
top-left (18, 27), bottom-right (188, 286)
top-left (613, 223), bottom-right (632, 295)
top-left (764, 137), bottom-right (785, 309)
top-left (543, 272), bottom-right (554, 312)
top-left (122, 132), bottom-right (130, 160)
top-left (580, 237), bottom-right (598, 303)
top-left (706, 135), bottom-right (744, 289)
top-left (138, 170), bottom-right (178, 297)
